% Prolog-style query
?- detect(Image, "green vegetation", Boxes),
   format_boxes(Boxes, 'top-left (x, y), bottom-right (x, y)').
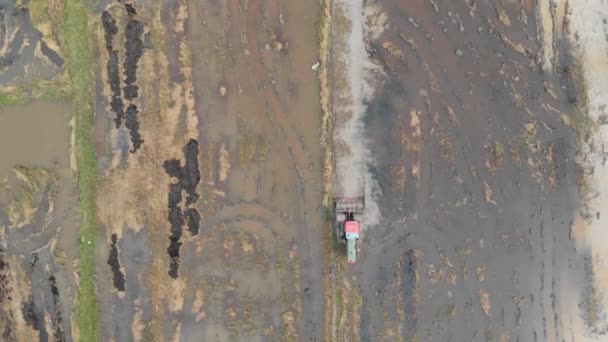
top-left (0, 76), bottom-right (71, 106)
top-left (6, 166), bottom-right (58, 227)
top-left (315, 0), bottom-right (329, 44)
top-left (0, 90), bottom-right (28, 106)
top-left (0, 177), bottom-right (7, 193)
top-left (62, 0), bottom-right (99, 340)
top-left (492, 141), bottom-right (504, 159)
top-left (0, 0), bottom-right (70, 107)
top-left (33, 78), bottom-right (72, 102)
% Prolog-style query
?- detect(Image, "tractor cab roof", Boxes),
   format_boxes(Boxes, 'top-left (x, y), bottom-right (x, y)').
top-left (345, 221), bottom-right (360, 234)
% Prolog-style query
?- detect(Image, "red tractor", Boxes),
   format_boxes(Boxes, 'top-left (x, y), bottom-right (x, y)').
top-left (335, 197), bottom-right (364, 263)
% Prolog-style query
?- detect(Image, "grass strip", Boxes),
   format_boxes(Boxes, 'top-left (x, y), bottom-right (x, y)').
top-left (0, 91), bottom-right (28, 106)
top-left (62, 0), bottom-right (100, 340)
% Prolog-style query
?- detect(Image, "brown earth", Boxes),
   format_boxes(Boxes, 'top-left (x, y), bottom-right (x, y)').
top-left (92, 0), bottom-right (324, 340)
top-left (0, 0), bottom-right (592, 341)
top-left (348, 0), bottom-right (586, 341)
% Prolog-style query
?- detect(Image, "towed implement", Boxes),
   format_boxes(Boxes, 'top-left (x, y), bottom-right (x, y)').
top-left (335, 197), bottom-right (364, 263)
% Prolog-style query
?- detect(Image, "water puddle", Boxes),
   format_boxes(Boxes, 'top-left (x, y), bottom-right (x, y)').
top-left (0, 100), bottom-right (77, 341)
top-left (0, 101), bottom-right (72, 179)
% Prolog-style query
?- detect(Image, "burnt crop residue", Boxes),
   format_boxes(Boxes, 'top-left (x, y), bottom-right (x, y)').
top-left (163, 139), bottom-right (201, 278)
top-left (100, 6), bottom-right (147, 153)
top-left (48, 275), bottom-right (65, 341)
top-left (107, 234), bottom-right (126, 292)
top-left (166, 183), bottom-right (184, 279)
top-left (21, 300), bottom-right (48, 340)
top-left (125, 104), bottom-right (143, 152)
top-left (123, 18), bottom-right (144, 100)
top-left (164, 139), bottom-right (201, 205)
top-left (122, 12), bottom-right (145, 152)
top-left (0, 249), bottom-right (16, 341)
top-left (184, 208), bottom-right (200, 235)
top-left (102, 10), bottom-right (124, 128)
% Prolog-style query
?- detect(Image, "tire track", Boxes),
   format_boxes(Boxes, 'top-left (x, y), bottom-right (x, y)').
top-left (243, 1), bottom-right (324, 340)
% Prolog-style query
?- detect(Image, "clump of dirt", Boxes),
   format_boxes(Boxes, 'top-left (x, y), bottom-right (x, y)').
top-left (102, 10), bottom-right (124, 128)
top-left (484, 141), bottom-right (505, 173)
top-left (427, 264), bottom-right (445, 284)
top-left (483, 181), bottom-right (497, 205)
top-left (107, 233), bottom-right (126, 291)
top-left (381, 40), bottom-right (406, 64)
top-left (163, 139), bottom-right (201, 278)
top-left (476, 266), bottom-right (486, 282)
top-left (478, 288), bottom-right (492, 316)
top-left (496, 7), bottom-right (511, 26)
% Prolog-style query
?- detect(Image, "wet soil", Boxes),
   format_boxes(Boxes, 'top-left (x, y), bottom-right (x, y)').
top-left (350, 1), bottom-right (586, 341)
top-left (93, 0), bottom-right (324, 340)
top-left (187, 0), bottom-right (325, 338)
top-left (0, 101), bottom-right (79, 341)
top-left (0, 0), bottom-right (64, 87)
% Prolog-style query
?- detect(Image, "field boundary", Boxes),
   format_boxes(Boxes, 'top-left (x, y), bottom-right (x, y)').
top-left (63, 0), bottom-right (100, 340)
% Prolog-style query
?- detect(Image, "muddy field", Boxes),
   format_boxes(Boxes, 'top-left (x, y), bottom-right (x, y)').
top-left (332, 0), bottom-right (589, 341)
top-left (0, 101), bottom-right (78, 341)
top-left (0, 0), bottom-right (605, 341)
top-left (92, 0), bottom-right (324, 341)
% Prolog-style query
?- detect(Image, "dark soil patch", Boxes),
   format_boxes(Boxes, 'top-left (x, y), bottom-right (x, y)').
top-left (21, 299), bottom-right (48, 340)
top-left (40, 41), bottom-right (64, 68)
top-left (124, 104), bottom-right (143, 153)
top-left (0, 250), bottom-right (16, 341)
top-left (163, 139), bottom-right (201, 278)
top-left (399, 249), bottom-right (419, 341)
top-left (125, 3), bottom-right (137, 16)
top-left (107, 234), bottom-right (126, 292)
top-left (167, 183), bottom-right (184, 279)
top-left (101, 7), bottom-right (146, 153)
top-left (101, 10), bottom-right (124, 128)
top-left (48, 275), bottom-right (65, 342)
top-left (121, 10), bottom-right (145, 154)
top-left (123, 18), bottom-right (144, 100)
top-left (184, 208), bottom-right (201, 235)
